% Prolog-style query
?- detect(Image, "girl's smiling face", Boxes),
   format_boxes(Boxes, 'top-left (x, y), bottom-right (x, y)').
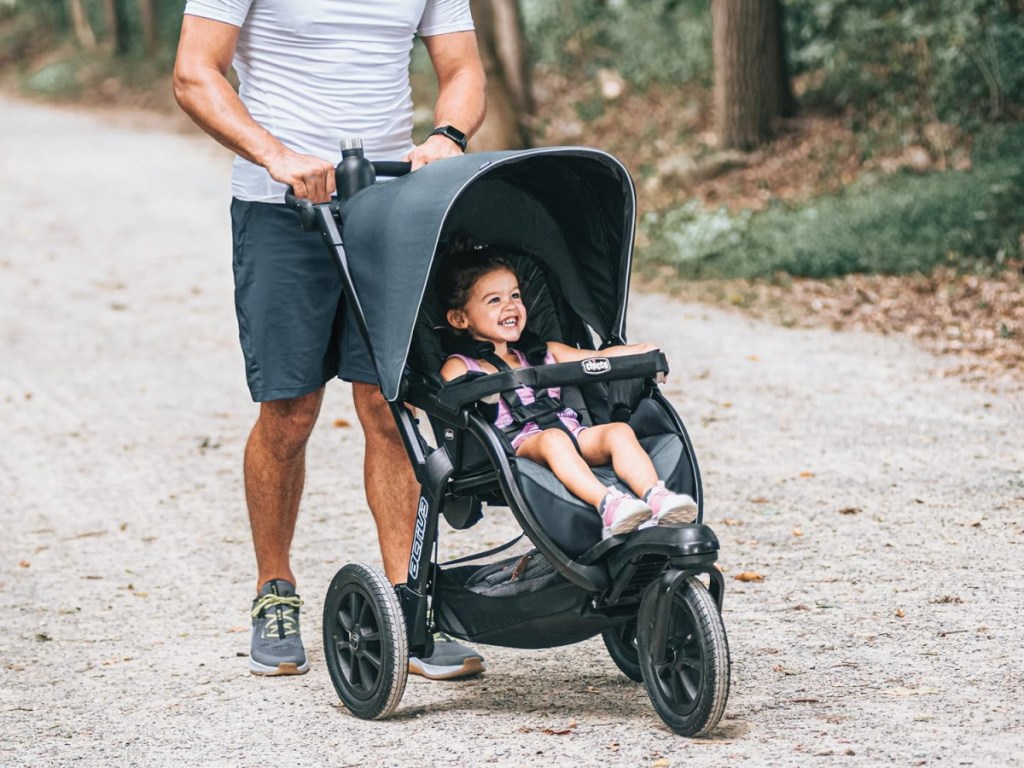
top-left (446, 267), bottom-right (527, 347)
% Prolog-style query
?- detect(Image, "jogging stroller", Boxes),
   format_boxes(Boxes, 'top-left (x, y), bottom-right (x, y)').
top-left (286, 145), bottom-right (730, 736)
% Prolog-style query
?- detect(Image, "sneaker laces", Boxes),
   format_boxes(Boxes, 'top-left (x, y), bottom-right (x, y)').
top-left (251, 594), bottom-right (303, 639)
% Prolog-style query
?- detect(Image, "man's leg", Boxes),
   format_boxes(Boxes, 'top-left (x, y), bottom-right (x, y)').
top-left (245, 388), bottom-right (323, 677)
top-left (351, 382), bottom-right (417, 584)
top-left (245, 388), bottom-right (325, 590)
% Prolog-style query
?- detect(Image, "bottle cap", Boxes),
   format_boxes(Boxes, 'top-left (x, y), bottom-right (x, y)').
top-left (340, 137), bottom-right (364, 155)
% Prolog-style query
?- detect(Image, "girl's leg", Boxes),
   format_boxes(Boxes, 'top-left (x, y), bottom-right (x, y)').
top-left (576, 423), bottom-right (659, 497)
top-left (579, 423), bottom-right (697, 525)
top-left (515, 429), bottom-right (609, 507)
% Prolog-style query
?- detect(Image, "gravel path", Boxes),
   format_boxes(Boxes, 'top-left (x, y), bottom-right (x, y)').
top-left (2, 95), bottom-right (1022, 767)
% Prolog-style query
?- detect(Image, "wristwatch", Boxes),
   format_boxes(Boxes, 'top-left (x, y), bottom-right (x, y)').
top-left (429, 125), bottom-right (468, 151)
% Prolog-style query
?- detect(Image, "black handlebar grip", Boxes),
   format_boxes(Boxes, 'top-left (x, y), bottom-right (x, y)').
top-left (284, 187), bottom-right (317, 232)
top-left (372, 161), bottom-right (412, 177)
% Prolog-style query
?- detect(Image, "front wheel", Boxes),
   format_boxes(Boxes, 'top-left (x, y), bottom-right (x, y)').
top-left (323, 563), bottom-right (408, 720)
top-left (637, 575), bottom-right (730, 737)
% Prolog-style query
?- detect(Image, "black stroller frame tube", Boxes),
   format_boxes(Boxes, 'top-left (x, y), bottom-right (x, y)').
top-left (397, 447), bottom-right (453, 655)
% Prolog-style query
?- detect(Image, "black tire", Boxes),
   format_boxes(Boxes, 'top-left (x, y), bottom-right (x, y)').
top-left (602, 620), bottom-right (643, 682)
top-left (637, 576), bottom-right (730, 737)
top-left (323, 563), bottom-right (408, 720)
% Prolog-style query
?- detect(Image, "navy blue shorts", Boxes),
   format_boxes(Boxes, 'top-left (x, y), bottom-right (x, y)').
top-left (231, 199), bottom-right (377, 402)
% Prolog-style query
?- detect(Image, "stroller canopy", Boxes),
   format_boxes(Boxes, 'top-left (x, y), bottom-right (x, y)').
top-left (340, 147), bottom-right (637, 402)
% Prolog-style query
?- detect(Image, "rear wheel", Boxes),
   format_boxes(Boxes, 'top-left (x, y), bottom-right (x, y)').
top-left (637, 575), bottom-right (730, 737)
top-left (323, 563), bottom-right (408, 720)
top-left (602, 620), bottom-right (643, 682)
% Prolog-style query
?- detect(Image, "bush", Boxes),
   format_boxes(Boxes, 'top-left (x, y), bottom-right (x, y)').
top-left (785, 0), bottom-right (1024, 134)
top-left (522, 0), bottom-right (712, 89)
top-left (640, 124), bottom-right (1024, 279)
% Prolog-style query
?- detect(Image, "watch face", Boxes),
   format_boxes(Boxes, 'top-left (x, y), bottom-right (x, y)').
top-left (433, 125), bottom-right (467, 149)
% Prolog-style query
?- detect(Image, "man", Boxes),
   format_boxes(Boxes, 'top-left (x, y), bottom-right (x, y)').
top-left (173, 1), bottom-right (487, 679)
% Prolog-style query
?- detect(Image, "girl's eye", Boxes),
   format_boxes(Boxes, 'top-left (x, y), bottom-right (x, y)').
top-left (511, 291), bottom-right (521, 300)
top-left (487, 296), bottom-right (500, 304)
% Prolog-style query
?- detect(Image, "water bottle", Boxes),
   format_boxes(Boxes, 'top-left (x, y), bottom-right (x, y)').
top-left (336, 137), bottom-right (376, 202)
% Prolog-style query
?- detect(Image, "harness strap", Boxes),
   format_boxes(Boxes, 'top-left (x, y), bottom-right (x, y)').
top-left (483, 352), bottom-right (581, 454)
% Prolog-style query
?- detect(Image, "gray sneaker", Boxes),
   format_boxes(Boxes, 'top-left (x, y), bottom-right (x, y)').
top-left (408, 633), bottom-right (486, 680)
top-left (250, 579), bottom-right (309, 676)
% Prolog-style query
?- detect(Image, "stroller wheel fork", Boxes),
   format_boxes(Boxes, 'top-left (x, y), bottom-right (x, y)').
top-left (636, 572), bottom-right (731, 737)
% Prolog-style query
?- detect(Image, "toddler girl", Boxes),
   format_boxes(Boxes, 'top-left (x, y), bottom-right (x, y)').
top-left (438, 249), bottom-right (698, 537)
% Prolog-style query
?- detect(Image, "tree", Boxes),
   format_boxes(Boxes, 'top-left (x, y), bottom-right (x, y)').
top-left (712, 0), bottom-right (795, 150)
top-left (470, 0), bottom-right (533, 151)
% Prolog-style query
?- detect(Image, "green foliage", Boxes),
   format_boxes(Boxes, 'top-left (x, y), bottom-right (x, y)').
top-left (640, 125), bottom-right (1024, 279)
top-left (785, 0), bottom-right (1024, 132)
top-left (522, 0), bottom-right (712, 88)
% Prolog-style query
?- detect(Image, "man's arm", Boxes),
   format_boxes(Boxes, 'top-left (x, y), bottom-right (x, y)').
top-left (172, 15), bottom-right (335, 201)
top-left (406, 30), bottom-right (487, 170)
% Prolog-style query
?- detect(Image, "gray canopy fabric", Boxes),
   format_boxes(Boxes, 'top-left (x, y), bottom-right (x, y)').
top-left (339, 147), bottom-right (636, 402)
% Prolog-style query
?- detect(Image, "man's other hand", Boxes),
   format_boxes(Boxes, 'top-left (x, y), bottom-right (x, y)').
top-left (404, 134), bottom-right (463, 171)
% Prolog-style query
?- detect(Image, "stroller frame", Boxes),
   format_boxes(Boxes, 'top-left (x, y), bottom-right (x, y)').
top-left (287, 146), bottom-right (731, 736)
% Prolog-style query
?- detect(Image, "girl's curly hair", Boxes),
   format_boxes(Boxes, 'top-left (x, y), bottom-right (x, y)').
top-left (435, 232), bottom-right (519, 312)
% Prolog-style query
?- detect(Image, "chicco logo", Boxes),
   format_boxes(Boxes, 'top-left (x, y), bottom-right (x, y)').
top-left (582, 357), bottom-right (612, 375)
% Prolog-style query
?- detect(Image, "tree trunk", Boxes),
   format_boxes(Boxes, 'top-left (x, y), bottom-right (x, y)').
top-left (100, 0), bottom-right (118, 50)
top-left (67, 0), bottom-right (97, 50)
top-left (712, 0), bottom-right (791, 150)
top-left (137, 0), bottom-right (157, 53)
top-left (470, 0), bottom-right (532, 151)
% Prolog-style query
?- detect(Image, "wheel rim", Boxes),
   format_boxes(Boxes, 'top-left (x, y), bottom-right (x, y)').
top-left (650, 592), bottom-right (703, 716)
top-left (330, 587), bottom-right (384, 700)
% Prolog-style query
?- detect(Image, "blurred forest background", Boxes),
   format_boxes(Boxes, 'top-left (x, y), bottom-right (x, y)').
top-left (1, 0), bottom-right (1021, 379)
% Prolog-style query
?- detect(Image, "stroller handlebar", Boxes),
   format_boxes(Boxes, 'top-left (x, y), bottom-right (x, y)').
top-left (372, 160), bottom-right (413, 178)
top-left (285, 160), bottom-right (412, 231)
top-left (436, 351), bottom-right (670, 415)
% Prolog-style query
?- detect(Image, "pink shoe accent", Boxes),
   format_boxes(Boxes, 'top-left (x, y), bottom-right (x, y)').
top-left (644, 482), bottom-right (698, 526)
top-left (599, 488), bottom-right (653, 537)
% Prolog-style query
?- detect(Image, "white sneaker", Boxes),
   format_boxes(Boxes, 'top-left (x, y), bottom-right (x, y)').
top-left (644, 482), bottom-right (698, 526)
top-left (600, 487), bottom-right (653, 537)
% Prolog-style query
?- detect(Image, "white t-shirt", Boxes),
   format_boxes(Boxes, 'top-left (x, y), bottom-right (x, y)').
top-left (183, 0), bottom-right (474, 201)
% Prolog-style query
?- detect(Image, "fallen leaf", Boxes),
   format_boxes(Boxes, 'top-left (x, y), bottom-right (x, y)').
top-left (838, 507), bottom-right (861, 515)
top-left (750, 497), bottom-right (770, 504)
top-left (18, 560), bottom-right (30, 568)
top-left (895, 608), bottom-right (905, 618)
top-left (541, 720), bottom-right (577, 735)
top-left (792, 528), bottom-right (804, 537)
top-left (799, 471), bottom-right (815, 478)
top-left (332, 418), bottom-right (351, 428)
top-left (721, 518), bottom-right (743, 526)
top-left (734, 571), bottom-right (764, 582)
top-left (653, 760), bottom-right (670, 768)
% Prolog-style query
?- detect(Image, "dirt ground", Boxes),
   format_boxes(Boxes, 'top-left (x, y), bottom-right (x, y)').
top-left (2, 95), bottom-right (1023, 767)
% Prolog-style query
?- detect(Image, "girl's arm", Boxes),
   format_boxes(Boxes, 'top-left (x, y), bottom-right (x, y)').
top-left (546, 340), bottom-right (659, 364)
top-left (440, 356), bottom-right (470, 382)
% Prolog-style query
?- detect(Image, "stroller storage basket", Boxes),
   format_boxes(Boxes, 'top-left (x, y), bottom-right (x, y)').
top-left (434, 545), bottom-right (630, 648)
